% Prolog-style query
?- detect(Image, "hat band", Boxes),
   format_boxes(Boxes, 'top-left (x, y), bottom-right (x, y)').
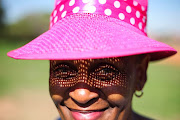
top-left (50, 0), bottom-right (147, 34)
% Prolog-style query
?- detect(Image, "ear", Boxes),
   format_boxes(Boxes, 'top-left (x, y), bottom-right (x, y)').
top-left (135, 55), bottom-right (150, 91)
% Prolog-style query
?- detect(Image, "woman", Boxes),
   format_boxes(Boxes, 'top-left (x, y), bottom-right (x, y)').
top-left (49, 55), bottom-right (151, 120)
top-left (8, 0), bottom-right (177, 119)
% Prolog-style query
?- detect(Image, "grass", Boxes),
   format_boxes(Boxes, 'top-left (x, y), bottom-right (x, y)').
top-left (0, 40), bottom-right (180, 119)
top-left (133, 63), bottom-right (180, 119)
top-left (0, 40), bottom-right (49, 95)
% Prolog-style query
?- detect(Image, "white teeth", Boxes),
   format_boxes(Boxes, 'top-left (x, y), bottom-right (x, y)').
top-left (80, 111), bottom-right (93, 113)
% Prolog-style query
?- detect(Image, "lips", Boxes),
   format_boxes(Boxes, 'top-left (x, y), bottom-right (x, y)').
top-left (68, 108), bottom-right (107, 120)
top-left (71, 111), bottom-right (103, 120)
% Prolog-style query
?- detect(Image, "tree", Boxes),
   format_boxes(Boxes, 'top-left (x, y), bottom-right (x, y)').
top-left (7, 13), bottom-right (50, 39)
top-left (0, 0), bottom-right (4, 36)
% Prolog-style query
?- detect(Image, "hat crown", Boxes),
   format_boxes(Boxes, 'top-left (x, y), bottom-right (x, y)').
top-left (135, 0), bottom-right (147, 7)
top-left (51, 0), bottom-right (148, 34)
top-left (55, 0), bottom-right (148, 6)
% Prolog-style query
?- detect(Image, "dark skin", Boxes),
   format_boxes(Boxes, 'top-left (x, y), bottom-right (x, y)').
top-left (49, 55), bottom-right (151, 120)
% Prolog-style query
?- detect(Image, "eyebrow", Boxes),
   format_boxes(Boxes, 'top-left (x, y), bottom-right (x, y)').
top-left (51, 58), bottom-right (125, 71)
top-left (51, 61), bottom-right (77, 71)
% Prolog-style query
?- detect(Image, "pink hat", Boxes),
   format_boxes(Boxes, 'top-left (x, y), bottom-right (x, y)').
top-left (7, 0), bottom-right (177, 61)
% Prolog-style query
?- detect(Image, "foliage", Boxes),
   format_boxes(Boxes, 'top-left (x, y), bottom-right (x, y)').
top-left (6, 13), bottom-right (50, 39)
top-left (0, 0), bottom-right (50, 40)
top-left (0, 0), bottom-right (5, 35)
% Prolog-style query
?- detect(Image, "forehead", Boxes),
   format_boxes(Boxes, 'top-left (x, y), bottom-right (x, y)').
top-left (50, 57), bottom-right (136, 67)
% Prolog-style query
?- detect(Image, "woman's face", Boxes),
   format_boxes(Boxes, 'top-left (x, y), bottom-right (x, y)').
top-left (49, 56), bottom-right (148, 120)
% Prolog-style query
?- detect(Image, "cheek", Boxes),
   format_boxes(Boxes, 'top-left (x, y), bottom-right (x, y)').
top-left (107, 94), bottom-right (127, 107)
top-left (50, 87), bottom-right (69, 112)
top-left (51, 95), bottom-right (63, 105)
top-left (49, 79), bottom-right (69, 105)
top-left (102, 80), bottom-right (135, 108)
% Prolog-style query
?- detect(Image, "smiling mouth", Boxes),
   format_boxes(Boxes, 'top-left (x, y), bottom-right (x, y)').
top-left (68, 107), bottom-right (108, 113)
top-left (67, 107), bottom-right (108, 120)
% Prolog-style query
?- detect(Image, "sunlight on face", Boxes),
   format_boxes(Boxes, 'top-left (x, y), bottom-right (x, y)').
top-left (49, 56), bottom-right (148, 120)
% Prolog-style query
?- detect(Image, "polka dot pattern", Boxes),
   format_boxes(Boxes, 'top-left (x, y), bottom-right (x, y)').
top-left (69, 0), bottom-right (75, 6)
top-left (57, 1), bottom-right (61, 5)
top-left (126, 6), bottom-right (132, 13)
top-left (130, 17), bottom-right (135, 25)
top-left (136, 11), bottom-right (140, 18)
top-left (61, 11), bottom-right (67, 18)
top-left (50, 16), bottom-right (53, 21)
top-left (139, 22), bottom-right (142, 29)
top-left (82, 0), bottom-right (90, 3)
top-left (114, 1), bottom-right (120, 8)
top-left (99, 0), bottom-right (107, 4)
top-left (104, 9), bottom-right (112, 16)
top-left (119, 13), bottom-right (125, 20)
top-left (133, 1), bottom-right (138, 6)
top-left (59, 4), bottom-right (64, 12)
top-left (54, 16), bottom-right (58, 23)
top-left (141, 6), bottom-right (145, 11)
top-left (142, 16), bottom-right (146, 23)
top-left (87, 6), bottom-right (96, 13)
top-left (73, 6), bottom-right (80, 13)
top-left (50, 0), bottom-right (147, 33)
top-left (53, 10), bottom-right (57, 17)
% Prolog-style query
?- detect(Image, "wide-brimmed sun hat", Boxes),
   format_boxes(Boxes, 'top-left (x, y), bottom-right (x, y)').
top-left (7, 0), bottom-right (177, 61)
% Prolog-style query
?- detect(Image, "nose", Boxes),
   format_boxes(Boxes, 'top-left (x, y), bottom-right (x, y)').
top-left (69, 88), bottom-right (99, 104)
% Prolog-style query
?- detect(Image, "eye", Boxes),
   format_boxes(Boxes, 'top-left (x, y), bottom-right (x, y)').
top-left (53, 64), bottom-right (77, 79)
top-left (93, 64), bottom-right (119, 81)
top-left (99, 67), bottom-right (114, 74)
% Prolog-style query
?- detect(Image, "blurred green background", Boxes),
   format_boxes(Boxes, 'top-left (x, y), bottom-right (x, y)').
top-left (0, 0), bottom-right (180, 120)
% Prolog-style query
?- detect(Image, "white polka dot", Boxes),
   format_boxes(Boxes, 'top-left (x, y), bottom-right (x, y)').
top-left (87, 6), bottom-right (96, 13)
top-left (126, 6), bottom-right (132, 13)
top-left (114, 1), bottom-right (120, 8)
top-left (73, 6), bottom-right (80, 13)
top-left (136, 11), bottom-right (140, 18)
top-left (104, 9), bottom-right (112, 16)
top-left (130, 18), bottom-right (135, 25)
top-left (99, 0), bottom-right (106, 4)
top-left (82, 0), bottom-right (90, 3)
top-left (69, 0), bottom-right (75, 6)
top-left (57, 1), bottom-right (61, 5)
top-left (61, 11), bottom-right (67, 18)
top-left (133, 1), bottom-right (138, 6)
top-left (59, 4), bottom-right (64, 12)
top-left (50, 16), bottom-right (53, 21)
top-left (141, 6), bottom-right (145, 11)
top-left (53, 10), bottom-right (57, 17)
top-left (50, 23), bottom-right (53, 27)
top-left (142, 16), bottom-right (146, 23)
top-left (119, 13), bottom-right (125, 20)
top-left (54, 16), bottom-right (58, 23)
top-left (139, 22), bottom-right (142, 29)
top-left (144, 27), bottom-right (147, 33)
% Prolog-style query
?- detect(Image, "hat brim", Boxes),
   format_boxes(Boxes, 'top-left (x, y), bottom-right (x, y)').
top-left (7, 13), bottom-right (177, 61)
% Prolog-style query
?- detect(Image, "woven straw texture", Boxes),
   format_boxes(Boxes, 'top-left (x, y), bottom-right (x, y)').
top-left (7, 13), bottom-right (176, 61)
